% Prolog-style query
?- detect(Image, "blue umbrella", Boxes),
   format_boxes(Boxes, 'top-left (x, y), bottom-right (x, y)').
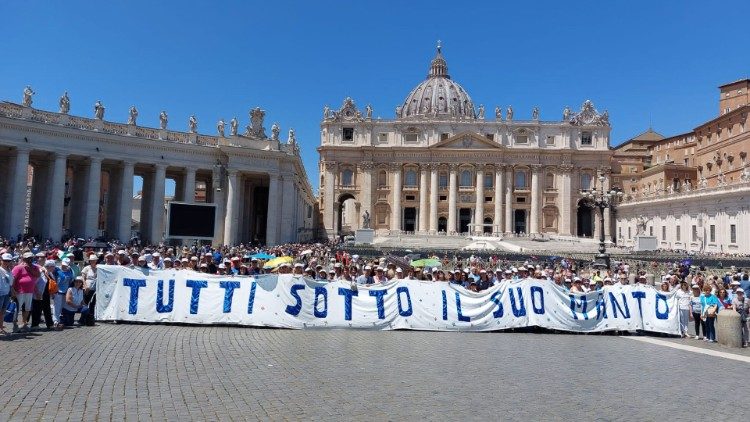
top-left (250, 252), bottom-right (275, 260)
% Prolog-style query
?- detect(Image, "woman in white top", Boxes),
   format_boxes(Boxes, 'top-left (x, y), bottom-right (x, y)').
top-left (61, 277), bottom-right (87, 326)
top-left (689, 284), bottom-right (704, 339)
top-left (674, 280), bottom-right (692, 338)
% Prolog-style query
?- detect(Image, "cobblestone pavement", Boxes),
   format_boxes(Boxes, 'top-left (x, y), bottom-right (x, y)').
top-left (1, 324), bottom-right (749, 421)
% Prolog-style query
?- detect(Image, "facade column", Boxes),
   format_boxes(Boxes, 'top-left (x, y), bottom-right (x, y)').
top-left (390, 164), bottom-right (402, 233)
top-left (418, 164), bottom-right (429, 233)
top-left (474, 167), bottom-right (484, 234)
top-left (559, 165), bottom-right (572, 236)
top-left (149, 164), bottom-right (166, 243)
top-left (211, 167), bottom-right (226, 245)
top-left (429, 164), bottom-right (438, 233)
top-left (280, 175), bottom-right (296, 243)
top-left (83, 157), bottom-right (102, 239)
top-left (359, 162), bottom-right (373, 227)
top-left (602, 170), bottom-right (612, 242)
top-left (7, 148), bottom-right (30, 238)
top-left (118, 161), bottom-right (135, 242)
top-left (184, 167), bottom-right (197, 204)
top-left (45, 153), bottom-right (68, 241)
top-left (530, 165), bottom-right (541, 235)
top-left (266, 174), bottom-right (280, 245)
top-left (323, 162), bottom-right (336, 237)
top-left (223, 170), bottom-right (240, 246)
top-left (448, 164), bottom-right (457, 233)
top-left (504, 167), bottom-right (513, 234)
top-left (494, 166), bottom-right (503, 235)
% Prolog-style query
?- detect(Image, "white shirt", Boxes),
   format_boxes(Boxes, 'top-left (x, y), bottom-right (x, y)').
top-left (0, 267), bottom-right (11, 296)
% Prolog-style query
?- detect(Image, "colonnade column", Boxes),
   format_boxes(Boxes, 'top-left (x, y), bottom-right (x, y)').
top-left (504, 167), bottom-right (513, 234)
top-left (530, 165), bottom-right (540, 235)
top-left (118, 161), bottom-right (135, 242)
top-left (559, 165), bottom-right (572, 236)
top-left (323, 162), bottom-right (336, 237)
top-left (359, 162), bottom-right (373, 228)
top-left (448, 164), bottom-right (457, 234)
top-left (474, 167), bottom-right (484, 234)
top-left (418, 164), bottom-right (429, 233)
top-left (212, 167), bottom-right (226, 245)
top-left (7, 148), bottom-right (30, 238)
top-left (46, 153), bottom-right (68, 241)
top-left (184, 167), bottom-right (197, 204)
top-left (83, 157), bottom-right (102, 239)
top-left (223, 170), bottom-right (240, 246)
top-left (390, 164), bottom-right (402, 233)
top-left (429, 164), bottom-right (438, 233)
top-left (266, 174), bottom-right (280, 245)
top-left (493, 166), bottom-right (503, 235)
top-left (149, 164), bottom-right (166, 243)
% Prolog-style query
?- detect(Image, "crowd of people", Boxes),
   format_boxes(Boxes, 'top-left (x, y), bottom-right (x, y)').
top-left (1, 236), bottom-right (748, 346)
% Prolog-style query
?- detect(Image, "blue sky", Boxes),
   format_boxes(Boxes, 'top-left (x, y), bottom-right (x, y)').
top-left (2, 1), bottom-right (748, 195)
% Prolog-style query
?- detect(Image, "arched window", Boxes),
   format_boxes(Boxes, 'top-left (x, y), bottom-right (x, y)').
top-left (439, 172), bottom-right (448, 188)
top-left (378, 170), bottom-right (387, 187)
top-left (581, 173), bottom-right (592, 191)
top-left (460, 169), bottom-right (472, 187)
top-left (404, 169), bottom-right (418, 187)
top-left (545, 173), bottom-right (555, 189)
top-left (484, 172), bottom-right (494, 188)
top-left (514, 171), bottom-right (527, 189)
top-left (341, 169), bottom-right (353, 186)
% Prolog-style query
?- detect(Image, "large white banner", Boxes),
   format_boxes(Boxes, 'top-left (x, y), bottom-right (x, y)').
top-left (96, 266), bottom-right (680, 334)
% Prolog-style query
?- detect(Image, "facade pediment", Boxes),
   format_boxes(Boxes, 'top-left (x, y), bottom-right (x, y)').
top-left (428, 132), bottom-right (502, 150)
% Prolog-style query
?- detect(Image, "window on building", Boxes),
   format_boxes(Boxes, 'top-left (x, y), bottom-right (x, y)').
top-left (460, 169), bottom-right (473, 187)
top-left (404, 169), bottom-right (417, 187)
top-left (628, 227), bottom-right (631, 239)
top-left (515, 135), bottom-right (529, 144)
top-left (404, 133), bottom-right (418, 143)
top-left (619, 227), bottom-right (622, 238)
top-left (341, 169), bottom-right (353, 186)
top-left (581, 173), bottom-right (592, 191)
top-left (378, 133), bottom-right (388, 143)
top-left (484, 173), bottom-right (493, 188)
top-left (662, 226), bottom-right (666, 240)
top-left (545, 173), bottom-right (555, 189)
top-left (514, 171), bottom-right (527, 188)
top-left (649, 226), bottom-right (654, 236)
top-left (676, 226), bottom-right (681, 241)
top-left (378, 170), bottom-right (387, 187)
top-left (710, 225), bottom-right (716, 243)
top-left (485, 133), bottom-right (494, 141)
top-left (546, 135), bottom-right (555, 146)
top-left (439, 172), bottom-right (448, 188)
top-left (516, 197), bottom-right (526, 203)
top-left (581, 131), bottom-right (592, 145)
top-left (692, 225), bottom-right (697, 242)
top-left (730, 224), bottom-right (737, 244)
top-left (343, 127), bottom-right (354, 142)
top-left (440, 133), bottom-right (449, 141)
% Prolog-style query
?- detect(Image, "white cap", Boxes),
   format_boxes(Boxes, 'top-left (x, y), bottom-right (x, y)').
top-left (730, 280), bottom-right (741, 286)
top-left (163, 257), bottom-right (172, 262)
top-left (88, 254), bottom-right (98, 261)
top-left (736, 288), bottom-right (745, 294)
top-left (152, 252), bottom-right (161, 257)
top-left (62, 258), bottom-right (71, 266)
top-left (44, 259), bottom-right (56, 267)
top-left (396, 268), bottom-right (403, 273)
top-left (218, 263), bottom-right (226, 269)
top-left (138, 256), bottom-right (146, 262)
top-left (480, 269), bottom-right (487, 274)
top-left (1, 253), bottom-right (12, 261)
top-left (22, 252), bottom-right (34, 259)
top-left (294, 263), bottom-right (304, 268)
top-left (117, 249), bottom-right (127, 255)
top-left (181, 258), bottom-right (189, 262)
top-left (105, 252), bottom-right (114, 257)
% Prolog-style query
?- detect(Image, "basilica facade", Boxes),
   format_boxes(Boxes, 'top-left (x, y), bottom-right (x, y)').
top-left (319, 46), bottom-right (614, 240)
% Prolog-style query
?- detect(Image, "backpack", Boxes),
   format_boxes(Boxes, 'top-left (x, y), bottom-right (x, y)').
top-left (3, 301), bottom-right (16, 323)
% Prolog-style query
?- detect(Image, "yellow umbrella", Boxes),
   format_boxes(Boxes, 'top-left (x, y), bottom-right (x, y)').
top-left (263, 256), bottom-right (293, 269)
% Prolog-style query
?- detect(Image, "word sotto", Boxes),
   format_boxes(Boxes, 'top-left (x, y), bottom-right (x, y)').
top-left (96, 267), bottom-right (680, 334)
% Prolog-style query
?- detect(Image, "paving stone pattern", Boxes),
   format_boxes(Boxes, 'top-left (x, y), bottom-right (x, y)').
top-left (1, 324), bottom-right (748, 421)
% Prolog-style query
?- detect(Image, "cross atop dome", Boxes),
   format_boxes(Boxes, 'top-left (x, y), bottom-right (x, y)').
top-left (428, 40), bottom-right (449, 79)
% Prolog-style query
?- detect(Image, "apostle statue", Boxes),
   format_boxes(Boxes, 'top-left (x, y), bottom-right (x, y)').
top-left (366, 104), bottom-right (373, 119)
top-left (362, 210), bottom-right (371, 229)
top-left (94, 100), bottom-right (105, 120)
top-left (22, 85), bottom-right (35, 107)
top-left (59, 91), bottom-right (70, 114)
top-left (563, 106), bottom-right (571, 121)
top-left (271, 123), bottom-right (280, 141)
top-left (478, 104), bottom-right (485, 119)
top-left (159, 111), bottom-right (168, 129)
top-left (323, 105), bottom-right (330, 120)
top-left (217, 119), bottom-right (225, 137)
top-left (230, 117), bottom-right (238, 136)
top-left (188, 115), bottom-right (197, 133)
top-left (128, 106), bottom-right (138, 125)
top-left (532, 107), bottom-right (539, 120)
top-left (494, 106), bottom-right (502, 120)
top-left (287, 128), bottom-right (296, 144)
top-left (506, 105), bottom-right (513, 121)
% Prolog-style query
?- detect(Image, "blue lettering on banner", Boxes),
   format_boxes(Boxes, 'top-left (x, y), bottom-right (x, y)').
top-left (314, 286), bottom-right (328, 318)
top-left (219, 281), bottom-right (241, 313)
top-left (608, 292), bottom-right (631, 319)
top-left (530, 286), bottom-right (545, 315)
top-left (631, 291), bottom-right (646, 320)
top-left (490, 291), bottom-right (504, 318)
top-left (369, 289), bottom-right (388, 320)
top-left (285, 284), bottom-right (306, 316)
top-left (569, 295), bottom-right (588, 320)
top-left (247, 281), bottom-right (257, 314)
top-left (156, 279), bottom-right (175, 313)
top-left (186, 280), bottom-right (208, 315)
top-left (396, 286), bottom-right (413, 317)
top-left (655, 293), bottom-right (669, 320)
top-left (338, 288), bottom-right (358, 321)
top-left (595, 292), bottom-right (607, 320)
top-left (455, 292), bottom-right (470, 322)
top-left (509, 287), bottom-right (526, 317)
top-left (123, 278), bottom-right (147, 314)
top-left (441, 290), bottom-right (448, 321)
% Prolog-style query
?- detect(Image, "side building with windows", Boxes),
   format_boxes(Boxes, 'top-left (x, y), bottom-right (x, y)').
top-left (318, 45), bottom-right (613, 240)
top-left (614, 79), bottom-right (750, 253)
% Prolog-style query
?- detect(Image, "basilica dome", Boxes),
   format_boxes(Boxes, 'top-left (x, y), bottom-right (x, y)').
top-left (397, 44), bottom-right (476, 119)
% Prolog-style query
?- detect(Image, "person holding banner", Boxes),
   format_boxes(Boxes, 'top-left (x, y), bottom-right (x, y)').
top-left (700, 285), bottom-right (721, 343)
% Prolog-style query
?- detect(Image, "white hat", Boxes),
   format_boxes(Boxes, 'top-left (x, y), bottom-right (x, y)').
top-left (504, 270), bottom-right (512, 274)
top-left (294, 263), bottom-right (304, 268)
top-left (730, 280), bottom-right (741, 286)
top-left (181, 258), bottom-right (189, 262)
top-left (105, 252), bottom-right (114, 257)
top-left (1, 253), bottom-right (12, 261)
top-left (153, 252), bottom-right (161, 257)
top-left (62, 258), bottom-right (71, 266)
top-left (138, 256), bottom-right (147, 262)
top-left (163, 257), bottom-right (172, 262)
top-left (44, 259), bottom-right (56, 267)
top-left (396, 268), bottom-right (403, 273)
top-left (691, 284), bottom-right (700, 288)
top-left (117, 249), bottom-right (127, 255)
top-left (479, 269), bottom-right (487, 274)
top-left (190, 256), bottom-right (198, 261)
top-left (218, 263), bottom-right (226, 269)
top-left (22, 252), bottom-right (34, 259)
top-left (88, 254), bottom-right (98, 261)
top-left (364, 265), bottom-right (372, 270)
top-left (573, 277), bottom-right (582, 282)
top-left (736, 288), bottom-right (745, 294)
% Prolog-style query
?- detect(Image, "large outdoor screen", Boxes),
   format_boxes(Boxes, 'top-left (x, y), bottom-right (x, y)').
top-left (167, 202), bottom-right (216, 239)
